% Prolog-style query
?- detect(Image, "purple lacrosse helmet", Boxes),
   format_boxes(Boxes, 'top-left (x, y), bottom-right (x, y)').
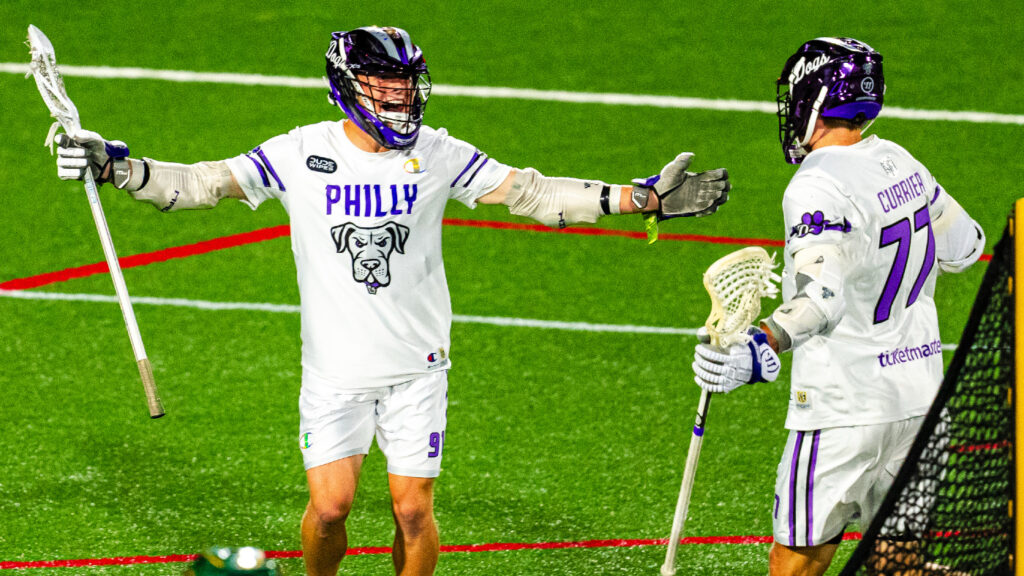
top-left (776, 37), bottom-right (885, 164)
top-left (325, 27), bottom-right (432, 150)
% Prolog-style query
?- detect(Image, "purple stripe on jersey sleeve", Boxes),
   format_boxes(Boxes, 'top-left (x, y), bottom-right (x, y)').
top-left (254, 146), bottom-right (286, 192)
top-left (806, 430), bottom-right (821, 546)
top-left (450, 150), bottom-right (482, 188)
top-left (245, 154), bottom-right (270, 188)
top-left (464, 157), bottom-right (491, 188)
top-left (789, 431), bottom-right (805, 547)
top-left (931, 184), bottom-right (943, 205)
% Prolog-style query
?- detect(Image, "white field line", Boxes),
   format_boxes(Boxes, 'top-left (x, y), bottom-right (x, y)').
top-left (2, 62), bottom-right (1022, 125)
top-left (0, 289), bottom-right (960, 350)
top-left (0, 289), bottom-right (696, 336)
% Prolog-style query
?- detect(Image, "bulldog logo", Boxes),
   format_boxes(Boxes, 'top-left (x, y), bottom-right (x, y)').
top-left (330, 222), bottom-right (410, 294)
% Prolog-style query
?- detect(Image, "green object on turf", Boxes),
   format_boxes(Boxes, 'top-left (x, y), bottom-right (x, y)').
top-left (184, 547), bottom-right (279, 576)
top-left (644, 212), bottom-right (659, 244)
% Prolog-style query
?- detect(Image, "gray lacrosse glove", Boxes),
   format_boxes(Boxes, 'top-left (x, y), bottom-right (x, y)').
top-left (55, 130), bottom-right (133, 188)
top-left (632, 153), bottom-right (730, 220)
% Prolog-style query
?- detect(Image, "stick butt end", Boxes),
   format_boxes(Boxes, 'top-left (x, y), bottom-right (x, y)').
top-left (138, 358), bottom-right (165, 418)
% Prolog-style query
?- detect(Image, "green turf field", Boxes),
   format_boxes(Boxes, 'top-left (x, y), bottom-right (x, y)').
top-left (0, 1), bottom-right (1021, 574)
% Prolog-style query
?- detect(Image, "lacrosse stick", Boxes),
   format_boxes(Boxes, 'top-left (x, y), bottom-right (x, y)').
top-left (26, 25), bottom-right (164, 419)
top-left (661, 246), bottom-right (779, 576)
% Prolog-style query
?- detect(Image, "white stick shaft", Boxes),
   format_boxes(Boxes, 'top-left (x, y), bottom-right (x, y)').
top-left (83, 171), bottom-right (164, 418)
top-left (82, 171), bottom-right (148, 361)
top-left (661, 389), bottom-right (711, 576)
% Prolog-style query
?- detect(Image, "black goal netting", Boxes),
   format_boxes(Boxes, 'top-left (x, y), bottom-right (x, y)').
top-left (839, 221), bottom-right (1016, 576)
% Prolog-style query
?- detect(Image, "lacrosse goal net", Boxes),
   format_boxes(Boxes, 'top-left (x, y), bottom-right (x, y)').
top-left (839, 200), bottom-right (1022, 576)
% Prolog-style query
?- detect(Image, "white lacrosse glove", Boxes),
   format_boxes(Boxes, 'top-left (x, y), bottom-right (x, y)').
top-left (692, 327), bottom-right (781, 394)
top-left (632, 153), bottom-right (730, 219)
top-left (55, 130), bottom-right (131, 187)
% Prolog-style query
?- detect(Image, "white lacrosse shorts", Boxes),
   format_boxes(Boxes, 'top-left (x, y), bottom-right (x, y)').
top-left (298, 371), bottom-right (448, 477)
top-left (772, 416), bottom-right (923, 547)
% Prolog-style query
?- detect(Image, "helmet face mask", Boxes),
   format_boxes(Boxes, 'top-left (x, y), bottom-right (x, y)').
top-left (776, 37), bottom-right (885, 164)
top-left (326, 27), bottom-right (432, 150)
top-left (351, 73), bottom-right (428, 137)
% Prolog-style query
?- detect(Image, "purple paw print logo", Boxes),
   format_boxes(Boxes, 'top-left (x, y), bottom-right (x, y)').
top-left (790, 211), bottom-right (852, 238)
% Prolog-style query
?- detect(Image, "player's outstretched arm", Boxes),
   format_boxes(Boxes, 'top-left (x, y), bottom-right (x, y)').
top-left (55, 130), bottom-right (245, 212)
top-left (476, 153), bottom-right (730, 228)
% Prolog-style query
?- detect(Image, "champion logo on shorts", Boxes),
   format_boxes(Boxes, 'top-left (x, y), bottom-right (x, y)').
top-left (301, 432), bottom-right (312, 449)
top-left (426, 347), bottom-right (447, 368)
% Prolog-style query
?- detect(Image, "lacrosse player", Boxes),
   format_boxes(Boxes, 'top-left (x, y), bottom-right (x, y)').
top-left (690, 37), bottom-right (985, 576)
top-left (54, 27), bottom-right (730, 576)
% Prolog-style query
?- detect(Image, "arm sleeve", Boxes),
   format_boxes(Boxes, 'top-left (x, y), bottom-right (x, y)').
top-left (763, 175), bottom-right (857, 350)
top-left (223, 131), bottom-right (298, 210)
top-left (431, 130), bottom-right (513, 208)
top-left (928, 183), bottom-right (986, 273)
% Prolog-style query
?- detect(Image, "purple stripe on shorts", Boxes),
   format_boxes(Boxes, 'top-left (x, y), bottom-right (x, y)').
top-left (254, 146), bottom-right (286, 192)
top-left (464, 157), bottom-right (490, 187)
top-left (789, 431), bottom-right (805, 547)
top-left (245, 154), bottom-right (270, 187)
top-left (451, 150), bottom-right (481, 188)
top-left (806, 430), bottom-right (821, 546)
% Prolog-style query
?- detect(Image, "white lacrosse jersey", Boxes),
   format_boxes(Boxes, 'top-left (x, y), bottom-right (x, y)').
top-left (780, 135), bottom-right (967, 430)
top-left (225, 121), bottom-right (512, 391)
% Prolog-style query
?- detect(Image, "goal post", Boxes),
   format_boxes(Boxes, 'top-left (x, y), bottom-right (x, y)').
top-left (1016, 198), bottom-right (1023, 576)
top-left (838, 199), bottom-right (1020, 576)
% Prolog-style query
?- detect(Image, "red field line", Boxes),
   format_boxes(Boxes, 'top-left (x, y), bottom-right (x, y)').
top-left (0, 225), bottom-right (291, 291)
top-left (953, 439), bottom-right (1011, 453)
top-left (440, 218), bottom-right (786, 247)
top-left (0, 219), bottom-right (991, 292)
top-left (0, 533), bottom-right (864, 570)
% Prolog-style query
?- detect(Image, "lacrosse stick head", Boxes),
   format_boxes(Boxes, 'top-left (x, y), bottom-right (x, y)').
top-left (702, 247), bottom-right (781, 348)
top-left (27, 25), bottom-right (81, 137)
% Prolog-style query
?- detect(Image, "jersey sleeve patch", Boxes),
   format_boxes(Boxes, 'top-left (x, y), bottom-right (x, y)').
top-left (782, 174), bottom-right (857, 251)
top-left (789, 210), bottom-right (853, 239)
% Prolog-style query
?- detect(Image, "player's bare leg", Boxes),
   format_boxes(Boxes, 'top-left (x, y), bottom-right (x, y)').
top-left (388, 474), bottom-right (439, 575)
top-left (769, 542), bottom-right (839, 576)
top-left (865, 539), bottom-right (924, 576)
top-left (302, 455), bottom-right (364, 576)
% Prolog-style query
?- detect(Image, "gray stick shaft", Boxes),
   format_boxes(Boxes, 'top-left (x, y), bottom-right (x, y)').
top-left (660, 389), bottom-right (711, 576)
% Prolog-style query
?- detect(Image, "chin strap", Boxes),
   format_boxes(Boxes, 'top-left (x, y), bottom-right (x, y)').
top-left (797, 86), bottom-right (830, 151)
